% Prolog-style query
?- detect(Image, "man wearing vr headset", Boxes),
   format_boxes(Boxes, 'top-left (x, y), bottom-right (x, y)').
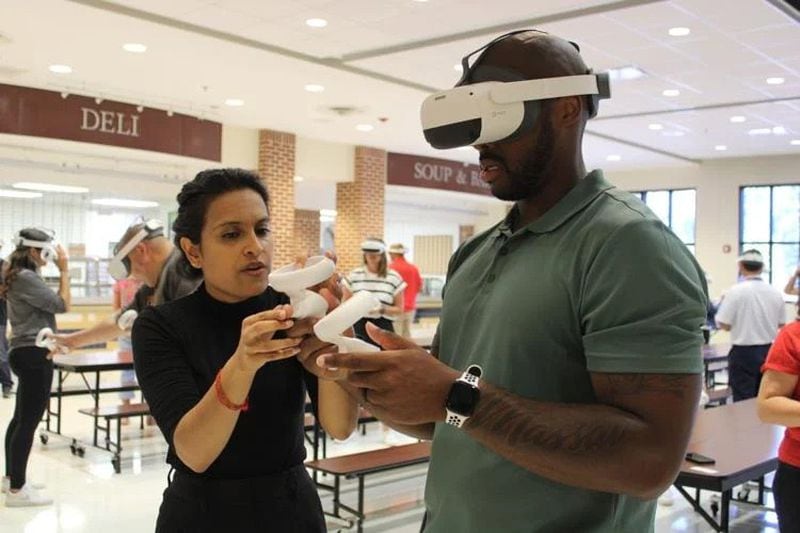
top-left (54, 219), bottom-right (200, 351)
top-left (319, 30), bottom-right (708, 532)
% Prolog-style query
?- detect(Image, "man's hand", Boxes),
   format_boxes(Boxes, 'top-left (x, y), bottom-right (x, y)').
top-left (317, 322), bottom-right (459, 425)
top-left (285, 318), bottom-right (345, 380)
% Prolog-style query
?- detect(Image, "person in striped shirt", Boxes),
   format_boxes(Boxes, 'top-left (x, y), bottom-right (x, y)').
top-left (342, 238), bottom-right (406, 347)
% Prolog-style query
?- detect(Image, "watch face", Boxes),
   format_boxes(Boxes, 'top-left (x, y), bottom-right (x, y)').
top-left (446, 382), bottom-right (480, 416)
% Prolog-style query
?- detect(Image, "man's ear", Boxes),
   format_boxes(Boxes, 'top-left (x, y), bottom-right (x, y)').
top-left (179, 237), bottom-right (202, 269)
top-left (555, 95), bottom-right (584, 127)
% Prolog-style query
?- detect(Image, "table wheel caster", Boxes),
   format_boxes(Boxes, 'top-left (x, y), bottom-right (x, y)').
top-left (111, 456), bottom-right (121, 473)
top-left (711, 501), bottom-right (719, 516)
top-left (39, 433), bottom-right (49, 445)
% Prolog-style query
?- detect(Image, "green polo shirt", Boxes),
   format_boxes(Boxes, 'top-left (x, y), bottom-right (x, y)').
top-left (424, 170), bottom-right (707, 533)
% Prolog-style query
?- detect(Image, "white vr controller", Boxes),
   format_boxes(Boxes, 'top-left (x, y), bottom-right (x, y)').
top-left (117, 309), bottom-right (138, 331)
top-left (35, 327), bottom-right (67, 353)
top-left (314, 291), bottom-right (381, 354)
top-left (269, 256), bottom-right (336, 319)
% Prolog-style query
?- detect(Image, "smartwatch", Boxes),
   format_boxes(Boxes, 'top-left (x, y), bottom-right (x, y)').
top-left (445, 364), bottom-right (482, 428)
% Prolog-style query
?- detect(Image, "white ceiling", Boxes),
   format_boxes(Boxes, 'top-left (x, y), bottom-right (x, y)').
top-left (0, 0), bottom-right (798, 188)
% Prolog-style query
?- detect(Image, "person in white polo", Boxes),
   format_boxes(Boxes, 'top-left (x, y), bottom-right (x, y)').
top-left (716, 250), bottom-right (785, 401)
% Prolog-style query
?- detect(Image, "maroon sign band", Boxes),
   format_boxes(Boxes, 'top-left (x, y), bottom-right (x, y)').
top-left (0, 83), bottom-right (221, 161)
top-left (387, 152), bottom-right (491, 197)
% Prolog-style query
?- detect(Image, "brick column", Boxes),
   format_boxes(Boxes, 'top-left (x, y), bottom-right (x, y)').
top-left (335, 146), bottom-right (387, 273)
top-left (258, 129), bottom-right (295, 267)
top-left (293, 209), bottom-right (321, 259)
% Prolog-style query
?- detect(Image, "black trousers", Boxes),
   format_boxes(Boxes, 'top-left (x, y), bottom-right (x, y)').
top-left (4, 346), bottom-right (52, 489)
top-left (774, 461), bottom-right (800, 533)
top-left (728, 344), bottom-right (771, 402)
top-left (353, 317), bottom-right (394, 348)
top-left (156, 465), bottom-right (325, 533)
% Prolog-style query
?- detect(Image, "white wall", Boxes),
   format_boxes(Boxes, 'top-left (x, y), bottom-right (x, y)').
top-left (606, 154), bottom-right (800, 299)
top-left (220, 125), bottom-right (259, 170)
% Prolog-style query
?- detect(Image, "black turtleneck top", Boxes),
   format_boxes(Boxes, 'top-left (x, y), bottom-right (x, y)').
top-left (132, 283), bottom-right (317, 478)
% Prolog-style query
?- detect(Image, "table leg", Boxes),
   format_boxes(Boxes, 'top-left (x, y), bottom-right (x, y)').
top-left (357, 475), bottom-right (365, 533)
top-left (721, 489), bottom-right (731, 532)
top-left (93, 371), bottom-right (101, 447)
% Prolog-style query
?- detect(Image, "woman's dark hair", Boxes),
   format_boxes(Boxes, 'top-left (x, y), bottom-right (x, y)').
top-left (362, 237), bottom-right (388, 278)
top-left (0, 227), bottom-right (53, 297)
top-left (172, 168), bottom-right (270, 278)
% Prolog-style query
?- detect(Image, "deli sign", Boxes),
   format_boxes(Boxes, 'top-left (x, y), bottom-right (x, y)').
top-left (387, 152), bottom-right (491, 197)
top-left (0, 83), bottom-right (221, 161)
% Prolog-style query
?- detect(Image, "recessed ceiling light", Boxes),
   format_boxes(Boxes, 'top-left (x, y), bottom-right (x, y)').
top-left (122, 43), bottom-right (147, 53)
top-left (662, 89), bottom-right (680, 97)
top-left (0, 189), bottom-right (43, 199)
top-left (772, 126), bottom-right (787, 135)
top-left (607, 65), bottom-right (646, 81)
top-left (766, 77), bottom-right (785, 85)
top-left (224, 98), bottom-right (244, 107)
top-left (305, 18), bottom-right (328, 28)
top-left (13, 182), bottom-right (88, 193)
top-left (730, 115), bottom-right (747, 123)
top-left (648, 123), bottom-right (663, 131)
top-left (304, 84), bottom-right (325, 93)
top-left (293, 176), bottom-right (305, 182)
top-left (606, 155), bottom-right (621, 161)
top-left (714, 145), bottom-right (727, 151)
top-left (48, 64), bottom-right (72, 74)
top-left (91, 198), bottom-right (159, 208)
top-left (791, 139), bottom-right (800, 146)
top-left (355, 124), bottom-right (374, 132)
top-left (668, 27), bottom-right (691, 37)
top-left (748, 128), bottom-right (772, 135)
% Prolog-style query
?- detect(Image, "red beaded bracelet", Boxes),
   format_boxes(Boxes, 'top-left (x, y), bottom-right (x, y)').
top-left (214, 369), bottom-right (249, 412)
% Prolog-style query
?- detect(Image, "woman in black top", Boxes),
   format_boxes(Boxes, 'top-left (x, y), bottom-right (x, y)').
top-left (132, 168), bottom-right (358, 532)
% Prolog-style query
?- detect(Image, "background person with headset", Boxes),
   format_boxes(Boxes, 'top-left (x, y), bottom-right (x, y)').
top-left (1, 228), bottom-right (69, 507)
top-left (54, 218), bottom-right (200, 352)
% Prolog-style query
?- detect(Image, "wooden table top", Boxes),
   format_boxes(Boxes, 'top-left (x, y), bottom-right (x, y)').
top-left (702, 343), bottom-right (731, 362)
top-left (680, 399), bottom-right (781, 480)
top-left (53, 350), bottom-right (133, 372)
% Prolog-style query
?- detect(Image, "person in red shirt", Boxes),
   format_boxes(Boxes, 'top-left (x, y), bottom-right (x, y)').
top-left (388, 243), bottom-right (422, 338)
top-left (758, 303), bottom-right (799, 532)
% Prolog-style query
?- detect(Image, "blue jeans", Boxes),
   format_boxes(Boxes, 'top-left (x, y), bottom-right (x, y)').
top-left (0, 325), bottom-right (12, 389)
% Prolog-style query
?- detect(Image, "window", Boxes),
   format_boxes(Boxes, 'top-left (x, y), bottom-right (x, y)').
top-left (740, 185), bottom-right (800, 288)
top-left (630, 189), bottom-right (696, 253)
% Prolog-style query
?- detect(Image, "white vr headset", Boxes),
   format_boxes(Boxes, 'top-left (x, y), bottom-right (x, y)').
top-left (421, 74), bottom-right (610, 149)
top-left (360, 239), bottom-right (386, 254)
top-left (420, 29), bottom-right (611, 149)
top-left (109, 219), bottom-right (164, 281)
top-left (14, 230), bottom-right (58, 263)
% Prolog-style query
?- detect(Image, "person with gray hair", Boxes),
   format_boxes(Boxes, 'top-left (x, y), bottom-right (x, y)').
top-left (717, 249), bottom-right (786, 401)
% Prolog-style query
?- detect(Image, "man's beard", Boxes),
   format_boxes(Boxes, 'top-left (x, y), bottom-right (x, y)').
top-left (491, 115), bottom-right (556, 202)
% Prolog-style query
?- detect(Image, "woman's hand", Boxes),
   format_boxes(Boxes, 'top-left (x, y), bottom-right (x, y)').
top-left (232, 304), bottom-right (302, 373)
top-left (55, 244), bottom-right (69, 273)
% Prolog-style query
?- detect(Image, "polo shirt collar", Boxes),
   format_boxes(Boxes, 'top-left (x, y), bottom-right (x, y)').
top-left (496, 169), bottom-right (613, 237)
